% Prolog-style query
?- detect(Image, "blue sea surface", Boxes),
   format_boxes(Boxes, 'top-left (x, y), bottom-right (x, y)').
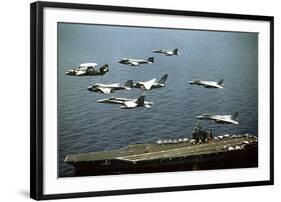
top-left (58, 23), bottom-right (258, 177)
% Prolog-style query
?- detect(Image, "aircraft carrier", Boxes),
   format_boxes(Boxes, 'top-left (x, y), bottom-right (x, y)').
top-left (65, 125), bottom-right (258, 176)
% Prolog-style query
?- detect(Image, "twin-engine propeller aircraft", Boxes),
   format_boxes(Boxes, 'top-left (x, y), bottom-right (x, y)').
top-left (152, 48), bottom-right (180, 56)
top-left (65, 63), bottom-right (109, 76)
top-left (97, 95), bottom-right (153, 109)
top-left (118, 57), bottom-right (154, 66)
top-left (88, 80), bottom-right (133, 94)
top-left (196, 112), bottom-right (239, 125)
top-left (134, 74), bottom-right (168, 90)
top-left (189, 79), bottom-right (224, 89)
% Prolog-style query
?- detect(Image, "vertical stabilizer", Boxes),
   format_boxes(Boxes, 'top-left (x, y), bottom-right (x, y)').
top-left (136, 96), bottom-right (145, 106)
top-left (231, 112), bottom-right (239, 120)
top-left (158, 74), bottom-right (168, 84)
top-left (124, 80), bottom-right (133, 88)
top-left (147, 57), bottom-right (154, 63)
top-left (173, 48), bottom-right (179, 55)
top-left (217, 79), bottom-right (224, 86)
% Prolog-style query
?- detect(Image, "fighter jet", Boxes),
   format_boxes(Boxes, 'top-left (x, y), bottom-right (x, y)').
top-left (97, 95), bottom-right (153, 109)
top-left (65, 63), bottom-right (109, 76)
top-left (152, 48), bottom-right (180, 56)
top-left (118, 57), bottom-right (154, 66)
top-left (189, 79), bottom-right (224, 89)
top-left (134, 74), bottom-right (168, 90)
top-left (87, 80), bottom-right (133, 94)
top-left (196, 112), bottom-right (239, 125)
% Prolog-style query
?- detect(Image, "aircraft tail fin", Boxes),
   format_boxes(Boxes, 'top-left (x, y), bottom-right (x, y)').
top-left (231, 112), bottom-right (239, 121)
top-left (136, 95), bottom-right (145, 106)
top-left (124, 80), bottom-right (134, 88)
top-left (99, 64), bottom-right (109, 75)
top-left (148, 57), bottom-right (154, 63)
top-left (173, 48), bottom-right (179, 55)
top-left (217, 79), bottom-right (224, 86)
top-left (158, 74), bottom-right (168, 84)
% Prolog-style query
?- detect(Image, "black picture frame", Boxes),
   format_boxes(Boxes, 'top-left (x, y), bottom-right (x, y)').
top-left (30, 1), bottom-right (274, 200)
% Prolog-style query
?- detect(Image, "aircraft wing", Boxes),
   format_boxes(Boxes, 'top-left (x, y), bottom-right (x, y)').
top-left (220, 118), bottom-right (238, 124)
top-left (213, 116), bottom-right (239, 124)
top-left (75, 70), bottom-right (86, 76)
top-left (152, 49), bottom-right (164, 53)
top-left (123, 101), bottom-right (138, 108)
top-left (165, 51), bottom-right (173, 56)
top-left (141, 78), bottom-right (157, 90)
top-left (98, 87), bottom-right (112, 94)
top-left (202, 81), bottom-right (219, 88)
top-left (128, 61), bottom-right (139, 66)
top-left (227, 120), bottom-right (239, 124)
top-left (207, 84), bottom-right (218, 88)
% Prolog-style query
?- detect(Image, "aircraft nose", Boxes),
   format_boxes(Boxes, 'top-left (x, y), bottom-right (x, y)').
top-left (87, 86), bottom-right (93, 91)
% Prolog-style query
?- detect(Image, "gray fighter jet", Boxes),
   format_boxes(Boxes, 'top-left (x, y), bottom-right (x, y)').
top-left (97, 95), bottom-right (153, 109)
top-left (118, 57), bottom-right (154, 66)
top-left (88, 80), bottom-right (133, 94)
top-left (152, 48), bottom-right (180, 56)
top-left (196, 112), bottom-right (239, 125)
top-left (65, 63), bottom-right (109, 76)
top-left (134, 74), bottom-right (168, 90)
top-left (189, 79), bottom-right (224, 89)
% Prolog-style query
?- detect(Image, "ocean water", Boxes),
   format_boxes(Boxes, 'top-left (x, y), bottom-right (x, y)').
top-left (58, 23), bottom-right (258, 177)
